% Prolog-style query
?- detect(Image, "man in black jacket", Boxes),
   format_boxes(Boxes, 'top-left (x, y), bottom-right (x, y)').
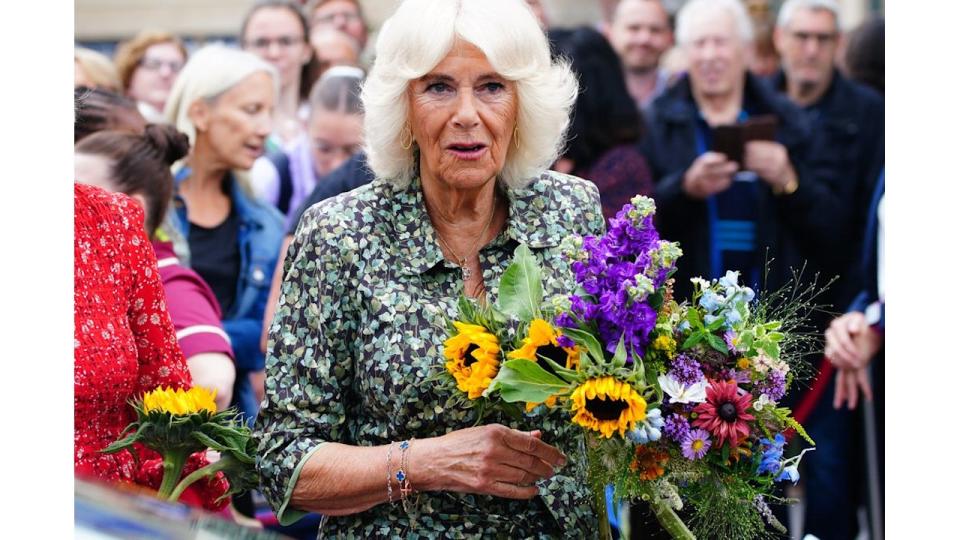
top-left (771, 0), bottom-right (884, 311)
top-left (769, 2), bottom-right (885, 539)
top-left (642, 0), bottom-right (851, 306)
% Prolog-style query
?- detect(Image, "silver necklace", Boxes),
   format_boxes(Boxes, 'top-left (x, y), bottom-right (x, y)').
top-left (435, 193), bottom-right (498, 281)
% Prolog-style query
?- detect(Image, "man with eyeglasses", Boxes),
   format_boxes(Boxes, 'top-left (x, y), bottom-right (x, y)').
top-left (769, 2), bottom-right (884, 539)
top-left (306, 0), bottom-right (368, 52)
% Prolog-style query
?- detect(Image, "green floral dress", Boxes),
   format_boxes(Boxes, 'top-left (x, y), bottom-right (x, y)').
top-left (255, 170), bottom-right (606, 538)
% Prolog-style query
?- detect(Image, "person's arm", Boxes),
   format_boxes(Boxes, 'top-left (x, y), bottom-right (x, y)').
top-left (250, 156), bottom-right (282, 207)
top-left (261, 235), bottom-right (295, 353)
top-left (289, 426), bottom-right (564, 516)
top-left (186, 353), bottom-right (236, 411)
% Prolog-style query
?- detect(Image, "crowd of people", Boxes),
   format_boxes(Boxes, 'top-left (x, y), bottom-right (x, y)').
top-left (74, 0), bottom-right (884, 538)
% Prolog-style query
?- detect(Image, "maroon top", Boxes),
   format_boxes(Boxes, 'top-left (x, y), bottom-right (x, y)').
top-left (575, 144), bottom-right (654, 221)
top-left (152, 239), bottom-right (235, 362)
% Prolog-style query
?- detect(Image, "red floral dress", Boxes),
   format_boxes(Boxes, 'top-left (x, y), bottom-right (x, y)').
top-left (74, 184), bottom-right (228, 510)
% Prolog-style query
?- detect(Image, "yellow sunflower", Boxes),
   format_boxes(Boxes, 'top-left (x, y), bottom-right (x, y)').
top-left (443, 322), bottom-right (501, 399)
top-left (143, 386), bottom-right (217, 415)
top-left (508, 319), bottom-right (581, 410)
top-left (571, 376), bottom-right (647, 438)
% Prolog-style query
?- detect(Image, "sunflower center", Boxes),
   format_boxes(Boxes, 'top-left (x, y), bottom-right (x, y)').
top-left (719, 402), bottom-right (738, 422)
top-left (586, 397), bottom-right (628, 421)
top-left (463, 344), bottom-right (479, 367)
top-left (536, 344), bottom-right (567, 377)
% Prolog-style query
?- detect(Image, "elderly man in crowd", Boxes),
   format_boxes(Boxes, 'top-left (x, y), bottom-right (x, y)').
top-left (771, 1), bottom-right (884, 538)
top-left (606, 0), bottom-right (675, 112)
top-left (642, 0), bottom-right (851, 304)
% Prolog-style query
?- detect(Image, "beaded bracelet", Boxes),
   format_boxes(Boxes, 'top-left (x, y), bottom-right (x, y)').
top-left (385, 441), bottom-right (396, 504)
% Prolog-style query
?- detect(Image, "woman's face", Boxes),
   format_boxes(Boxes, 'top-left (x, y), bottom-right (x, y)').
top-left (127, 42), bottom-right (185, 112)
top-left (308, 108), bottom-right (363, 177)
top-left (407, 40), bottom-right (518, 192)
top-left (194, 71), bottom-right (275, 170)
top-left (244, 7), bottom-right (311, 92)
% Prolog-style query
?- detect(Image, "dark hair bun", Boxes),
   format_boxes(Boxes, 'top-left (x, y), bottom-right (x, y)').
top-left (143, 123), bottom-right (190, 165)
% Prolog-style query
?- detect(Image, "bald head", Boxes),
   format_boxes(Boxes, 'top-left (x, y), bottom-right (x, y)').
top-left (608, 0), bottom-right (674, 73)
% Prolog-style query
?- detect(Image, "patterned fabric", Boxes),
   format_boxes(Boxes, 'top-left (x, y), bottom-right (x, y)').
top-left (74, 183), bottom-right (191, 482)
top-left (255, 170), bottom-right (606, 538)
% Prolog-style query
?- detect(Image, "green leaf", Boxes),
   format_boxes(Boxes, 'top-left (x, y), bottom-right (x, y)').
top-left (560, 327), bottom-right (604, 364)
top-left (768, 332), bottom-right (785, 343)
top-left (612, 334), bottom-right (628, 368)
top-left (496, 244), bottom-right (543, 321)
top-left (493, 359), bottom-right (571, 404)
top-left (681, 332), bottom-right (701, 350)
top-left (706, 316), bottom-right (726, 331)
top-left (761, 342), bottom-right (781, 360)
top-left (686, 308), bottom-right (702, 329)
top-left (706, 333), bottom-right (728, 354)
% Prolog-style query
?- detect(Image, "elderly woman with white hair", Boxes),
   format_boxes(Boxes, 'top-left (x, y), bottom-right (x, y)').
top-left (255, 0), bottom-right (605, 536)
top-left (163, 45), bottom-right (285, 423)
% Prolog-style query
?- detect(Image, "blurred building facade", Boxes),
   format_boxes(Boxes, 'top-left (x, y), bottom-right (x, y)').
top-left (76, 0), bottom-right (882, 52)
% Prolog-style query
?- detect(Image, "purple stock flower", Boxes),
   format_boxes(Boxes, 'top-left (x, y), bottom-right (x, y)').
top-left (556, 334), bottom-right (576, 349)
top-left (663, 413), bottom-right (691, 442)
top-left (757, 369), bottom-right (787, 401)
top-left (668, 354), bottom-right (704, 386)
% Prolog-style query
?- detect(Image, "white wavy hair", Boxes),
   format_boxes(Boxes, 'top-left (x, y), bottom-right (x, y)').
top-left (676, 0), bottom-right (755, 46)
top-left (163, 44), bottom-right (278, 146)
top-left (776, 0), bottom-right (841, 30)
top-left (360, 0), bottom-right (578, 189)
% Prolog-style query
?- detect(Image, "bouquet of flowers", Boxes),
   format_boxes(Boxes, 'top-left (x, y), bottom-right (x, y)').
top-left (102, 386), bottom-right (259, 509)
top-left (438, 196), bottom-right (817, 539)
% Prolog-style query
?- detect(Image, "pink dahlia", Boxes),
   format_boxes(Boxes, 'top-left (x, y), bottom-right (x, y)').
top-left (692, 379), bottom-right (754, 449)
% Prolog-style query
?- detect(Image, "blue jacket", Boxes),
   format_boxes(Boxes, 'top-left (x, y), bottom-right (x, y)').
top-left (172, 168), bottom-right (284, 380)
top-left (768, 69), bottom-right (884, 308)
top-left (641, 73), bottom-right (854, 309)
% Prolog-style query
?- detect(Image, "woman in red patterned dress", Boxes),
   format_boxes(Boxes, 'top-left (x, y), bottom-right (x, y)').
top-left (73, 182), bottom-right (227, 510)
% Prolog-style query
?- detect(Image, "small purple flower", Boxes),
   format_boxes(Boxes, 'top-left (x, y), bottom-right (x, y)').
top-left (757, 369), bottom-right (787, 402)
top-left (663, 413), bottom-right (691, 442)
top-left (556, 334), bottom-right (575, 349)
top-left (668, 354), bottom-right (704, 386)
top-left (681, 429), bottom-right (712, 460)
top-left (723, 330), bottom-right (738, 353)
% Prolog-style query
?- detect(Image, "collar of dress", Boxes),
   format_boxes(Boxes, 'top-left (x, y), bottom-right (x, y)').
top-left (394, 172), bottom-right (563, 276)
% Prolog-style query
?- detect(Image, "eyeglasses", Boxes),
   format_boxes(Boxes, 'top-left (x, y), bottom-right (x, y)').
top-left (789, 31), bottom-right (838, 46)
top-left (138, 58), bottom-right (184, 73)
top-left (244, 35), bottom-right (306, 51)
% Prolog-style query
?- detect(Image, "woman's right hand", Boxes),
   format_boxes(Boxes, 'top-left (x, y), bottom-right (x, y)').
top-left (409, 424), bottom-right (567, 500)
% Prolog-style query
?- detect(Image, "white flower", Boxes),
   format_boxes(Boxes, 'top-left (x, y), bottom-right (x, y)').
top-left (657, 374), bottom-right (708, 404)
top-left (754, 394), bottom-right (774, 411)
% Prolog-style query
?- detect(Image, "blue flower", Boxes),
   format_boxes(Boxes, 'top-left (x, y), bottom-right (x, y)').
top-left (757, 434), bottom-right (787, 476)
top-left (699, 290), bottom-right (722, 312)
top-left (777, 465), bottom-right (800, 484)
top-left (628, 408), bottom-right (664, 444)
top-left (719, 270), bottom-right (741, 290)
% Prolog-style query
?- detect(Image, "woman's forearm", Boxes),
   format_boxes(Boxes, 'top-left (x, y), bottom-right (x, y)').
top-left (291, 441), bottom-right (432, 516)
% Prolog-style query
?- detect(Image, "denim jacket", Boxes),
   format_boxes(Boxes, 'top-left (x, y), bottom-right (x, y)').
top-left (172, 168), bottom-right (284, 417)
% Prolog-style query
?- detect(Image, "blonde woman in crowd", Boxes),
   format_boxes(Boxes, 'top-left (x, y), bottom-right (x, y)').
top-left (164, 44), bottom-right (284, 424)
top-left (113, 30), bottom-right (188, 123)
top-left (75, 47), bottom-right (121, 92)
